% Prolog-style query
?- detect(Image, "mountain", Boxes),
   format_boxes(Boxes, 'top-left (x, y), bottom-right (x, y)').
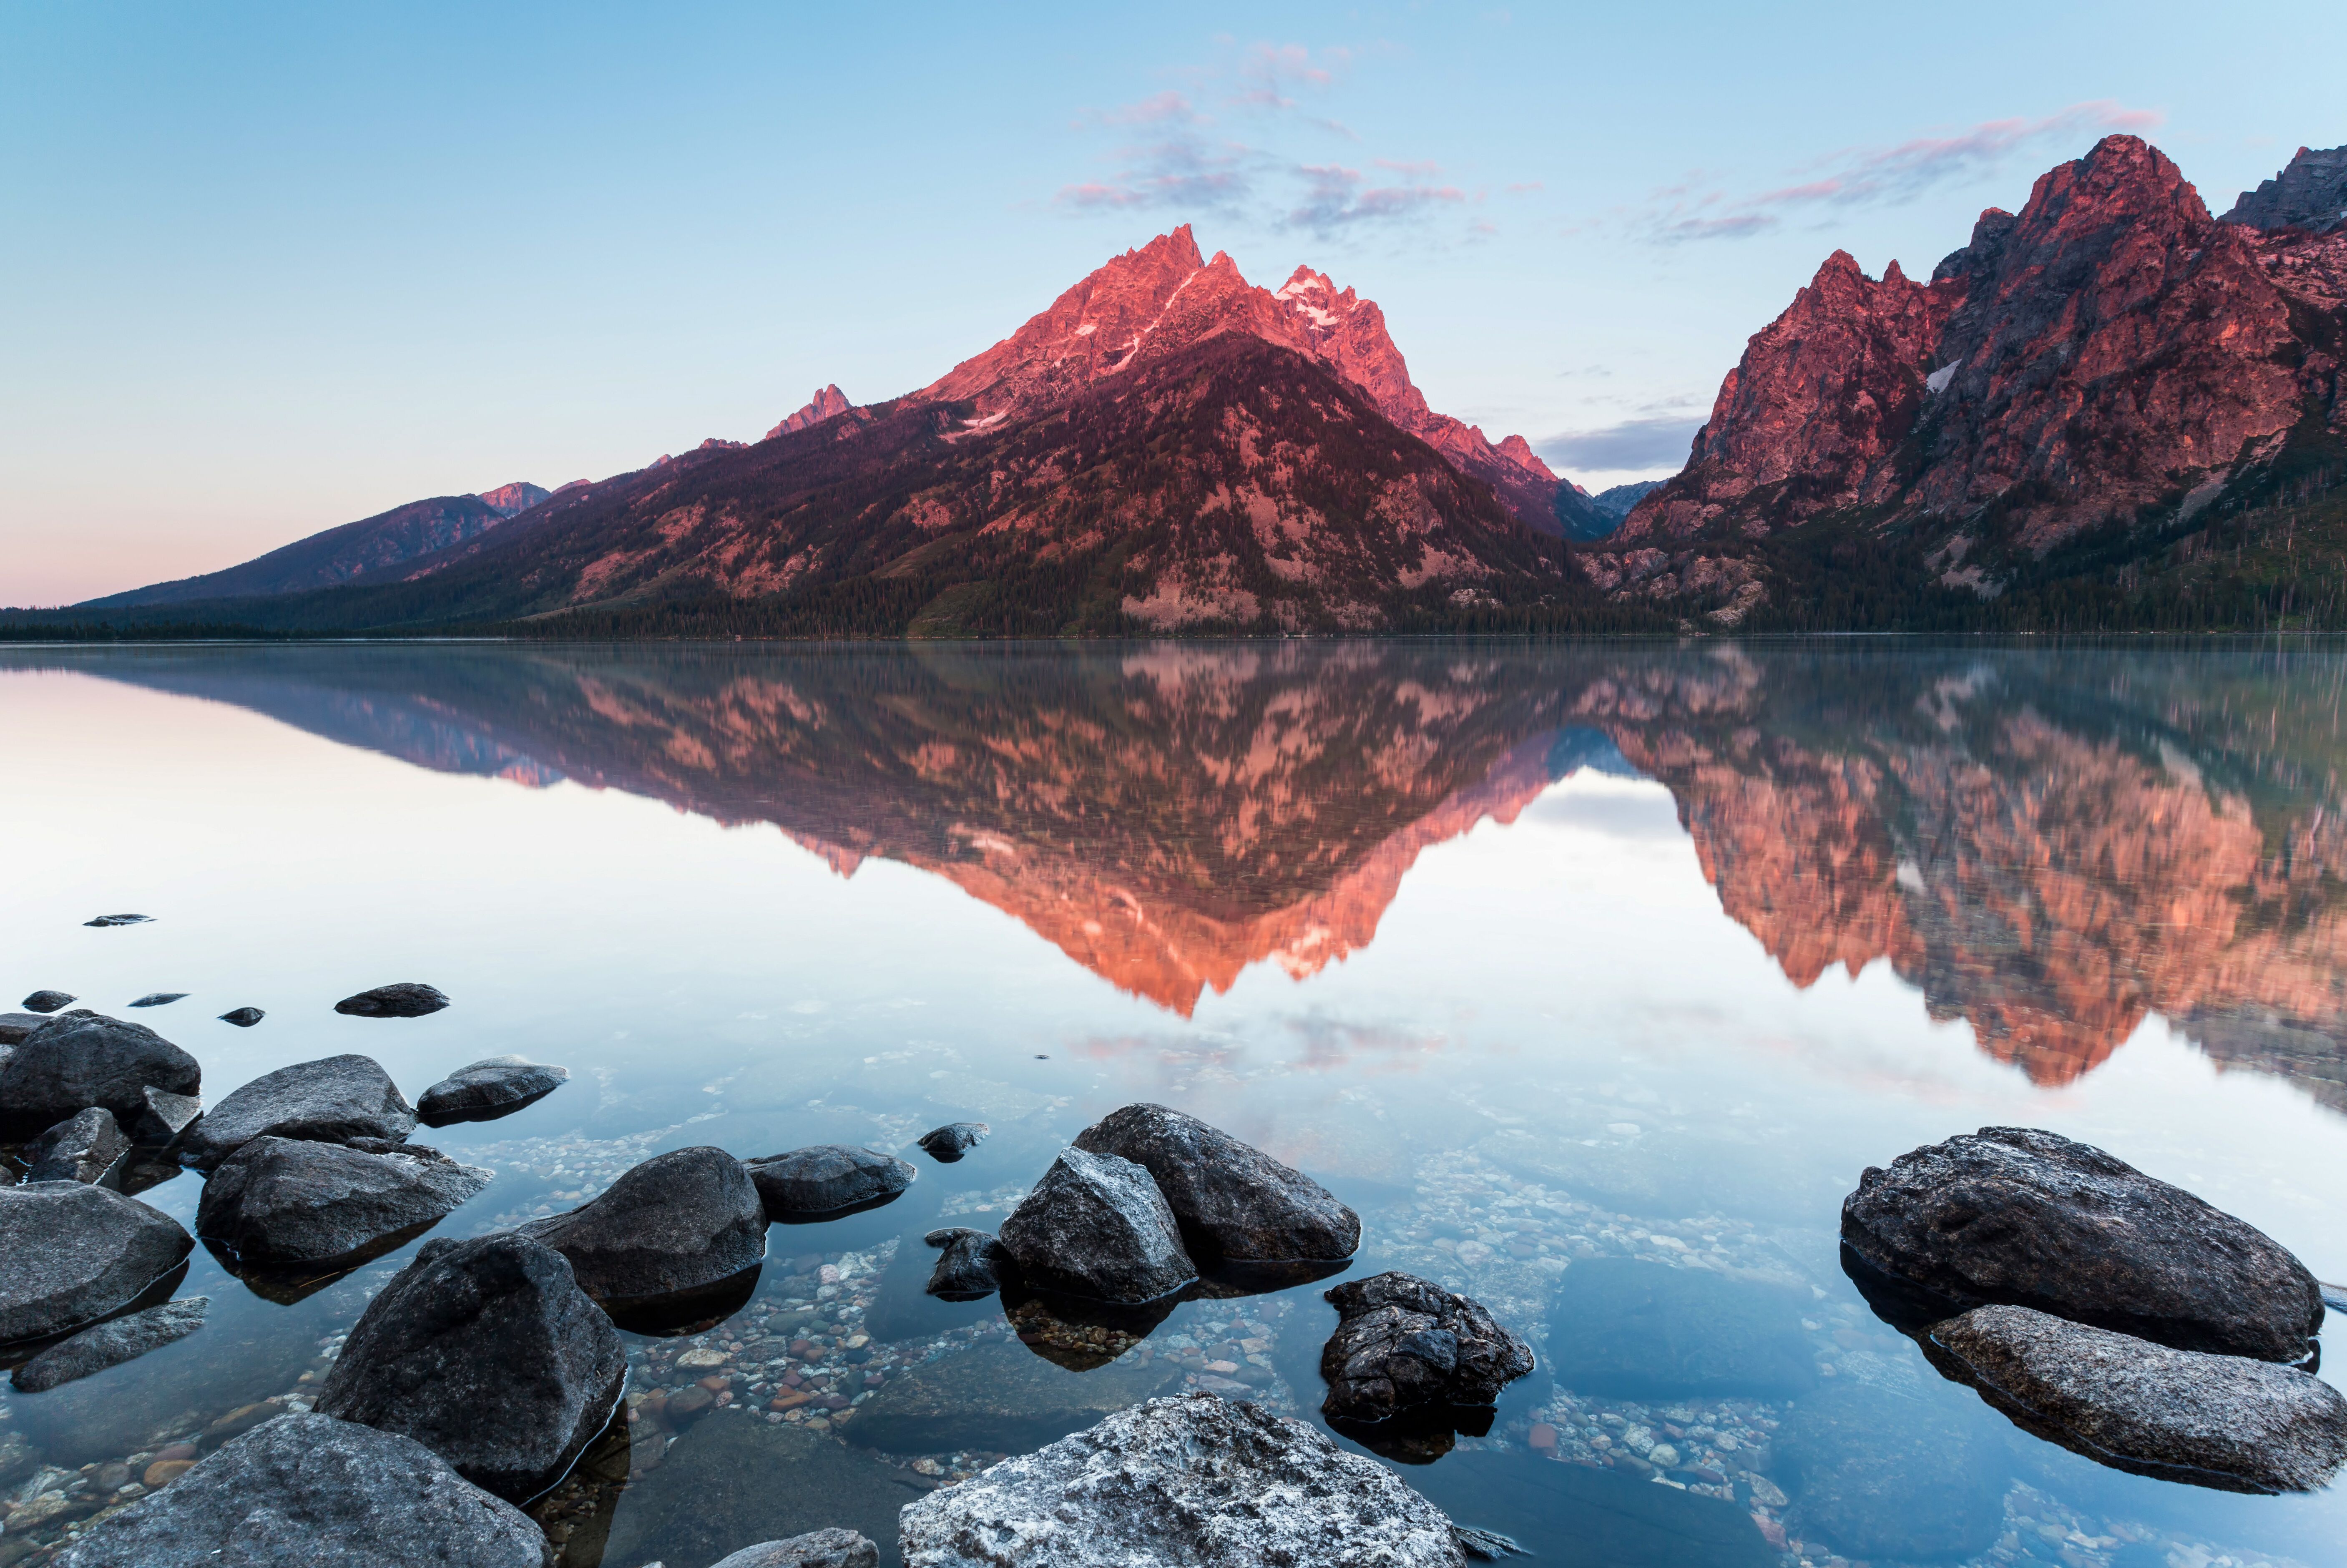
top-left (1579, 135), bottom-right (2347, 629)
top-left (1578, 481), bottom-right (1662, 537)
top-left (2222, 144), bottom-right (2347, 233)
top-left (766, 385), bottom-right (852, 440)
top-left (477, 481), bottom-right (552, 518)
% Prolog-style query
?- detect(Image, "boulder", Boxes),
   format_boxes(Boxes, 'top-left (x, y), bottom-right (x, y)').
top-left (915, 1122), bottom-right (989, 1161)
top-left (317, 1233), bottom-right (626, 1503)
top-left (711, 1531), bottom-right (880, 1568)
top-left (846, 1338), bottom-right (1179, 1453)
top-left (25, 1108), bottom-right (130, 1184)
top-left (0, 1012), bottom-right (201, 1138)
top-left (998, 1148), bottom-right (1196, 1304)
top-left (1842, 1127), bottom-right (2323, 1363)
top-left (519, 1145), bottom-right (766, 1309)
top-left (745, 1144), bottom-right (915, 1219)
top-left (11, 1297), bottom-right (208, 1393)
top-left (218, 1007), bottom-right (265, 1028)
top-left (1547, 1256), bottom-right (1815, 1398)
top-left (128, 992), bottom-right (187, 1008)
top-left (0, 1181), bottom-right (192, 1344)
top-left (334, 982), bottom-right (450, 1018)
top-left (20, 990), bottom-right (75, 1014)
top-left (128, 1085), bottom-right (203, 1146)
top-left (83, 913), bottom-right (151, 927)
top-left (1320, 1271), bottom-right (1534, 1425)
top-left (1774, 1376), bottom-right (2007, 1562)
top-left (899, 1392), bottom-right (1466, 1568)
top-left (197, 1136), bottom-right (490, 1271)
top-left (49, 1412), bottom-right (550, 1568)
top-left (175, 1054), bottom-right (417, 1170)
top-left (1073, 1103), bottom-right (1359, 1261)
top-left (924, 1226), bottom-right (1005, 1299)
top-left (0, 1012), bottom-right (52, 1044)
top-left (1927, 1304), bottom-right (2347, 1493)
top-left (416, 1057), bottom-right (569, 1126)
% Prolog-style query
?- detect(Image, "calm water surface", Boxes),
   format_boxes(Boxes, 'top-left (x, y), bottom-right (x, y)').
top-left (3, 641), bottom-right (2344, 1568)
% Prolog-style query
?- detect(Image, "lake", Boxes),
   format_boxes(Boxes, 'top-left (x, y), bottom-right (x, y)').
top-left (3, 639), bottom-right (2343, 1568)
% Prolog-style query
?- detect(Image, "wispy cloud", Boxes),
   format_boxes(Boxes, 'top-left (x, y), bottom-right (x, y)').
top-left (1074, 90), bottom-right (1201, 129)
top-left (1057, 135), bottom-right (1256, 211)
top-left (1537, 416), bottom-right (1703, 472)
top-left (1287, 162), bottom-right (1466, 234)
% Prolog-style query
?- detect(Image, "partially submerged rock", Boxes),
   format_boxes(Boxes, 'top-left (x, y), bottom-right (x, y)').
top-left (83, 913), bottom-right (151, 927)
top-left (520, 1145), bottom-right (767, 1311)
top-left (50, 1412), bottom-right (551, 1568)
top-left (1927, 1304), bottom-right (2347, 1493)
top-left (128, 1086), bottom-right (203, 1146)
top-left (1547, 1256), bottom-right (1815, 1398)
top-left (128, 992), bottom-right (187, 1008)
top-left (1073, 1103), bottom-right (1359, 1262)
top-left (0, 1181), bottom-right (193, 1345)
top-left (1842, 1127), bottom-right (2323, 1363)
top-left (318, 1233), bottom-right (625, 1503)
top-left (712, 1532), bottom-right (880, 1568)
top-left (0, 1012), bottom-right (53, 1045)
top-left (1320, 1271), bottom-right (1535, 1425)
top-left (1774, 1376), bottom-right (2007, 1563)
top-left (0, 1012), bottom-right (201, 1138)
top-left (847, 1337), bottom-right (1178, 1453)
top-left (333, 982), bottom-right (450, 1018)
top-left (599, 1412), bottom-right (923, 1568)
top-left (24, 1108), bottom-right (130, 1185)
top-left (915, 1122), bottom-right (989, 1162)
top-left (176, 1054), bottom-right (417, 1170)
top-left (196, 1136), bottom-right (490, 1271)
top-left (898, 1392), bottom-right (1466, 1568)
top-left (998, 1147), bottom-right (1196, 1304)
top-left (416, 1057), bottom-right (568, 1126)
top-left (12, 1297), bottom-right (207, 1393)
top-left (20, 990), bottom-right (75, 1014)
top-left (923, 1226), bottom-right (1005, 1299)
top-left (746, 1144), bottom-right (915, 1219)
top-left (217, 1006), bottom-right (265, 1028)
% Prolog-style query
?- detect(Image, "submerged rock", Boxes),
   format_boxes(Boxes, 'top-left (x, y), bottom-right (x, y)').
top-left (217, 1006), bottom-right (265, 1028)
top-left (1547, 1256), bottom-right (1815, 1399)
top-left (847, 1337), bottom-right (1179, 1453)
top-left (1842, 1127), bottom-right (2323, 1363)
top-left (416, 1057), bottom-right (568, 1126)
top-left (601, 1412), bottom-right (924, 1568)
top-left (333, 982), bottom-right (450, 1018)
top-left (1400, 1449), bottom-right (1779, 1568)
top-left (50, 1412), bottom-right (550, 1568)
top-left (11, 1297), bottom-right (208, 1393)
top-left (1002, 1285), bottom-right (1183, 1373)
top-left (1320, 1271), bottom-right (1535, 1425)
top-left (520, 1145), bottom-right (767, 1310)
top-left (128, 992), bottom-right (187, 1008)
top-left (746, 1144), bottom-right (915, 1219)
top-left (998, 1147), bottom-right (1196, 1304)
top-left (1774, 1375), bottom-right (2008, 1562)
top-left (24, 1108), bottom-right (130, 1184)
top-left (20, 990), bottom-right (75, 1014)
top-left (712, 1531), bottom-right (879, 1568)
top-left (176, 1054), bottom-right (417, 1170)
top-left (318, 1233), bottom-right (625, 1503)
top-left (915, 1122), bottom-right (990, 1162)
top-left (197, 1136), bottom-right (490, 1271)
top-left (1073, 1103), bottom-right (1359, 1262)
top-left (128, 1085), bottom-right (203, 1146)
top-left (0, 1181), bottom-right (193, 1344)
top-left (0, 1011), bottom-right (201, 1137)
top-left (1927, 1304), bottom-right (2347, 1493)
top-left (899, 1392), bottom-right (1466, 1568)
top-left (924, 1226), bottom-right (1005, 1299)
top-left (83, 913), bottom-right (152, 927)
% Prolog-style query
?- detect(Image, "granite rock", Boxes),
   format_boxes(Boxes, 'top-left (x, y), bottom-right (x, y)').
top-left (196, 1136), bottom-right (490, 1271)
top-left (11, 1297), bottom-right (208, 1393)
top-left (416, 1058), bottom-right (568, 1126)
top-left (20, 990), bottom-right (75, 1014)
top-left (176, 1054), bottom-right (418, 1170)
top-left (915, 1122), bottom-right (989, 1162)
top-left (745, 1144), bottom-right (915, 1219)
top-left (128, 992), bottom-right (187, 1008)
top-left (218, 1006), bottom-right (265, 1028)
top-left (0, 1012), bottom-right (201, 1137)
top-left (1073, 1103), bottom-right (1359, 1261)
top-left (0, 1181), bottom-right (193, 1344)
top-left (520, 1145), bottom-right (767, 1309)
top-left (923, 1227), bottom-right (1005, 1299)
top-left (24, 1108), bottom-right (130, 1184)
top-left (333, 982), bottom-right (450, 1018)
top-left (998, 1148), bottom-right (1196, 1304)
top-left (1321, 1271), bottom-right (1535, 1424)
top-left (711, 1530), bottom-right (880, 1568)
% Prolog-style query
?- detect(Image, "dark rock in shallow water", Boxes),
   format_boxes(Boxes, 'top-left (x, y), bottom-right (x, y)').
top-left (128, 992), bottom-right (187, 1008)
top-left (2326, 1282), bottom-right (2347, 1314)
top-left (416, 1057), bottom-right (568, 1126)
top-left (848, 1336), bottom-right (1180, 1453)
top-left (176, 1053), bottom-right (417, 1170)
top-left (1073, 1102), bottom-right (1359, 1262)
top-left (25, 1108), bottom-right (131, 1184)
top-left (12, 1296), bottom-right (208, 1393)
top-left (0, 1011), bottom-right (201, 1137)
top-left (50, 1412), bottom-right (550, 1568)
top-left (333, 981), bottom-right (449, 1018)
top-left (1547, 1256), bottom-right (1815, 1399)
top-left (712, 1531), bottom-right (880, 1568)
top-left (915, 1122), bottom-right (989, 1162)
top-left (1775, 1375), bottom-right (2008, 1562)
top-left (1400, 1448), bottom-right (1777, 1568)
top-left (520, 1145), bottom-right (767, 1311)
top-left (0, 1013), bottom-right (52, 1044)
top-left (0, 1181), bottom-right (193, 1345)
top-left (128, 1085), bottom-right (203, 1146)
top-left (1321, 1271), bottom-right (1534, 1425)
top-left (20, 990), bottom-right (75, 1014)
top-left (923, 1226), bottom-right (1005, 1299)
top-left (83, 913), bottom-right (152, 927)
top-left (1926, 1304), bottom-right (2347, 1493)
top-left (318, 1233), bottom-right (625, 1503)
top-left (197, 1136), bottom-right (490, 1271)
top-left (898, 1393), bottom-right (1466, 1568)
top-left (217, 1006), bottom-right (264, 1028)
top-left (998, 1147), bottom-right (1196, 1304)
top-left (746, 1144), bottom-right (915, 1220)
top-left (1842, 1126), bottom-right (2323, 1363)
top-left (603, 1411), bottom-right (924, 1568)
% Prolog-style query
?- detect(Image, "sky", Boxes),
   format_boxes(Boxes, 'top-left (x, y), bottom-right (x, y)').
top-left (4, 0), bottom-right (2343, 606)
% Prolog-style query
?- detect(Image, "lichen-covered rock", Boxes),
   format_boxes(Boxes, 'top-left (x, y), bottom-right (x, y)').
top-left (745, 1144), bottom-right (915, 1219)
top-left (0, 1012), bottom-right (201, 1138)
top-left (12, 1297), bottom-right (207, 1393)
top-left (1841, 1126), bottom-right (2323, 1362)
top-left (1927, 1304), bottom-right (2347, 1493)
top-left (998, 1148), bottom-right (1195, 1304)
top-left (176, 1055), bottom-right (418, 1171)
top-left (196, 1136), bottom-right (490, 1271)
top-left (1320, 1272), bottom-right (1535, 1424)
top-left (1072, 1103), bottom-right (1359, 1261)
top-left (519, 1145), bottom-right (766, 1308)
top-left (24, 1108), bottom-right (130, 1184)
top-left (415, 1058), bottom-right (568, 1126)
top-left (711, 1530), bottom-right (879, 1568)
top-left (898, 1392), bottom-right (1465, 1568)
top-left (50, 1412), bottom-right (550, 1568)
top-left (0, 1182), bottom-right (193, 1344)
top-left (333, 982), bottom-right (450, 1018)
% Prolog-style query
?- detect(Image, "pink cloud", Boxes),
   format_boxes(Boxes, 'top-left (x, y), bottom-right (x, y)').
top-left (1289, 163), bottom-right (1466, 233)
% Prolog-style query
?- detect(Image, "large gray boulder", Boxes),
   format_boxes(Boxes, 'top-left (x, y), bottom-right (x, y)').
top-left (899, 1392), bottom-right (1465, 1568)
top-left (519, 1145), bottom-right (766, 1308)
top-left (0, 1012), bottom-right (200, 1137)
top-left (176, 1054), bottom-right (417, 1170)
top-left (1928, 1304), bottom-right (2347, 1493)
top-left (196, 1136), bottom-right (490, 1271)
top-left (1073, 1103), bottom-right (1359, 1262)
top-left (1320, 1271), bottom-right (1535, 1424)
top-left (712, 1531), bottom-right (880, 1568)
top-left (24, 1107), bottom-right (130, 1184)
top-left (745, 1144), bottom-right (915, 1219)
top-left (416, 1057), bottom-right (568, 1126)
top-left (317, 1233), bottom-right (625, 1503)
top-left (998, 1148), bottom-right (1196, 1304)
top-left (12, 1297), bottom-right (208, 1393)
top-left (1842, 1127), bottom-right (2324, 1363)
top-left (0, 1182), bottom-right (192, 1344)
top-left (50, 1412), bottom-right (550, 1568)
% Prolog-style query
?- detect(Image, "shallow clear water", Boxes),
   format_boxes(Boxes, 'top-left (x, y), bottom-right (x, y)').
top-left (2, 640), bottom-right (2344, 1568)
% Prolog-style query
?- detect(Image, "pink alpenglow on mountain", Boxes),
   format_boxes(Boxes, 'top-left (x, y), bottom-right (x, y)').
top-left (766, 384), bottom-right (852, 440)
top-left (475, 482), bottom-right (551, 518)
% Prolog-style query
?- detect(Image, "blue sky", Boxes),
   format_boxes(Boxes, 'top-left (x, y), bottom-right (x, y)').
top-left (5, 0), bottom-right (2342, 603)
